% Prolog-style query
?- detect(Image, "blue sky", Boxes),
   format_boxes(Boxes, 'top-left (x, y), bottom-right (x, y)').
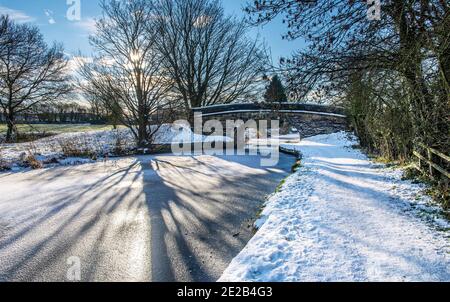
top-left (0, 0), bottom-right (305, 63)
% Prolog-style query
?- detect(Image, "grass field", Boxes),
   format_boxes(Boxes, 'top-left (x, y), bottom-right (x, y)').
top-left (0, 124), bottom-right (118, 135)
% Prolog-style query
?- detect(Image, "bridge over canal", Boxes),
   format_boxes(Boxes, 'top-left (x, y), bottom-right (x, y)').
top-left (192, 103), bottom-right (348, 138)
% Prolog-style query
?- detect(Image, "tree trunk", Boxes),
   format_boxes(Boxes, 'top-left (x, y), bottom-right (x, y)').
top-left (392, 1), bottom-right (433, 145)
top-left (137, 122), bottom-right (148, 149)
top-left (403, 62), bottom-right (434, 143)
top-left (438, 46), bottom-right (450, 95)
top-left (135, 68), bottom-right (149, 149)
top-left (5, 111), bottom-right (16, 143)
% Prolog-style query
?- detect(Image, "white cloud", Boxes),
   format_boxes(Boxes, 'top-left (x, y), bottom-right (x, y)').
top-left (73, 17), bottom-right (97, 34)
top-left (0, 5), bottom-right (35, 23)
top-left (67, 56), bottom-right (94, 74)
top-left (194, 15), bottom-right (212, 28)
top-left (44, 9), bottom-right (56, 25)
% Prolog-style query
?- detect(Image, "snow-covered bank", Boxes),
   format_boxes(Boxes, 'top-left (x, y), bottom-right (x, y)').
top-left (0, 124), bottom-right (230, 171)
top-left (219, 132), bottom-right (450, 282)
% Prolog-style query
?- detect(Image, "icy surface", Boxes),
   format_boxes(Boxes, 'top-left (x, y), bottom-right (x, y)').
top-left (220, 132), bottom-right (449, 282)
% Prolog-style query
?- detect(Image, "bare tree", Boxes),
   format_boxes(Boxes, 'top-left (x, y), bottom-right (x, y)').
top-left (153, 0), bottom-right (268, 119)
top-left (79, 80), bottom-right (120, 126)
top-left (0, 15), bottom-right (71, 142)
top-left (78, 0), bottom-right (174, 149)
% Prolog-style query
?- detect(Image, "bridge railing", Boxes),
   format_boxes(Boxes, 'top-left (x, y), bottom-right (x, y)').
top-left (192, 102), bottom-right (346, 117)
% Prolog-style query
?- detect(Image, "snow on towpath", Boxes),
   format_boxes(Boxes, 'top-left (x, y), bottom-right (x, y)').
top-left (219, 132), bottom-right (450, 282)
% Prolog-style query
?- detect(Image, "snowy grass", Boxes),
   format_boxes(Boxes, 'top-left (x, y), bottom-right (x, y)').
top-left (220, 131), bottom-right (450, 282)
top-left (0, 123), bottom-right (119, 135)
top-left (0, 124), bottom-right (230, 171)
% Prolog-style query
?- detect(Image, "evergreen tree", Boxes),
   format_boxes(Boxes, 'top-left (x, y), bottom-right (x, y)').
top-left (264, 75), bottom-right (288, 103)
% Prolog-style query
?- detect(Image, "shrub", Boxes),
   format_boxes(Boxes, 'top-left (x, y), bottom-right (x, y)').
top-left (57, 135), bottom-right (100, 159)
top-left (24, 152), bottom-right (43, 169)
top-left (0, 148), bottom-right (11, 171)
top-left (112, 130), bottom-right (129, 156)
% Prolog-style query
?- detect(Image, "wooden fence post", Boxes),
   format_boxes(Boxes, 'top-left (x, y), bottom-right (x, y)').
top-left (413, 143), bottom-right (450, 181)
top-left (428, 148), bottom-right (434, 178)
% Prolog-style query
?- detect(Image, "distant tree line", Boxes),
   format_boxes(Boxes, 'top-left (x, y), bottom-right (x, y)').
top-left (0, 102), bottom-right (106, 124)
